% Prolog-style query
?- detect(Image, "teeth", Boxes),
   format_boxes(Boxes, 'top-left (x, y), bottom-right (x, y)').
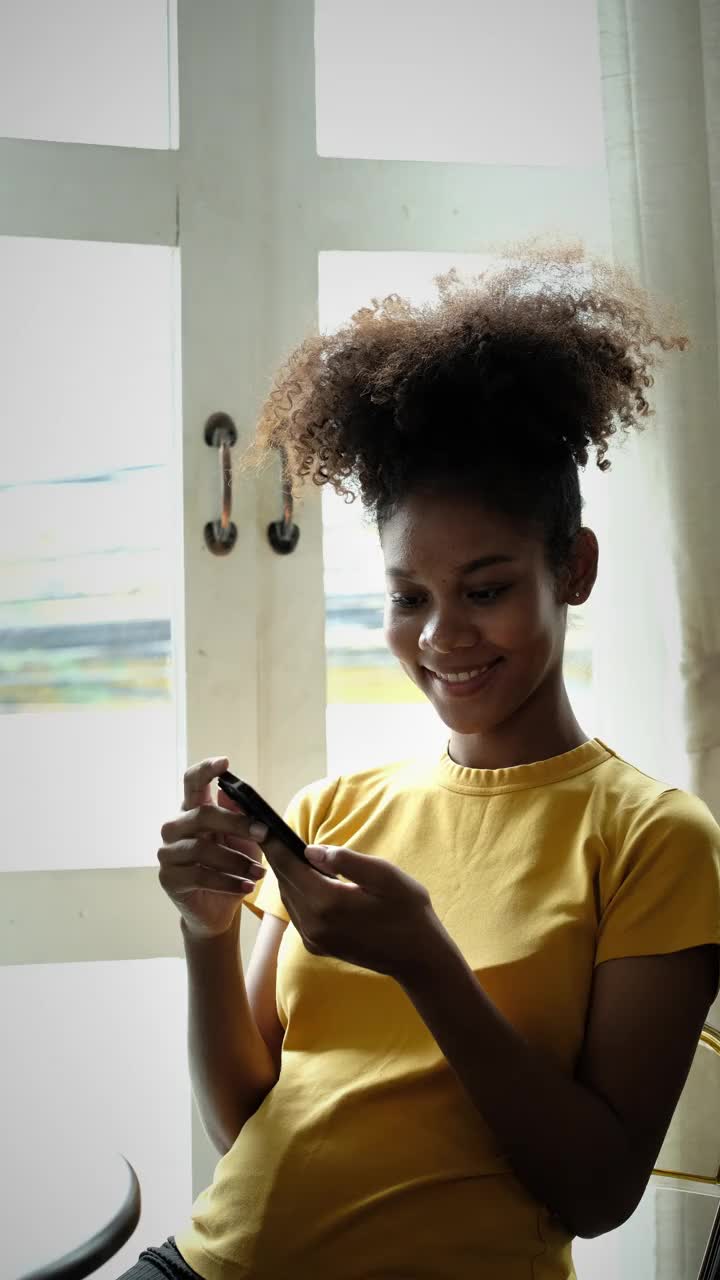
top-left (435, 664), bottom-right (493, 683)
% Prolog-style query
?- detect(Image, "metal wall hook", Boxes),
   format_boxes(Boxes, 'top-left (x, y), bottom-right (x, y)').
top-left (267, 445), bottom-right (300, 555)
top-left (204, 411), bottom-right (238, 555)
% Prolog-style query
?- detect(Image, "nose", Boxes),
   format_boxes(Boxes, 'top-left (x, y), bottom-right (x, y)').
top-left (418, 608), bottom-right (483, 655)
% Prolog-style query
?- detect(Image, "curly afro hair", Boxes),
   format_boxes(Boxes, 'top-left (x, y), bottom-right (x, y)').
top-left (236, 235), bottom-right (689, 584)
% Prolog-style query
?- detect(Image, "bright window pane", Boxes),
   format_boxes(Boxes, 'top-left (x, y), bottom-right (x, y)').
top-left (0, 237), bottom-right (182, 871)
top-left (320, 251), bottom-right (601, 777)
top-left (315, 0), bottom-right (604, 165)
top-left (1, 960), bottom-right (190, 1279)
top-left (0, 0), bottom-right (177, 148)
top-left (572, 1186), bottom-right (720, 1279)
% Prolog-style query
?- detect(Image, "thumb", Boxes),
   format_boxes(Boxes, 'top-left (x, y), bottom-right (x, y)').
top-left (305, 844), bottom-right (392, 892)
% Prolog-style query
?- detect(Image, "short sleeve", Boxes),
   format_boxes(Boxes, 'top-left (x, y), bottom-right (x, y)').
top-left (242, 774), bottom-right (340, 923)
top-left (595, 788), bottom-right (720, 979)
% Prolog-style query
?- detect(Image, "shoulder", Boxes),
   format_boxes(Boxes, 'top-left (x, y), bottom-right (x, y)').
top-left (593, 746), bottom-right (720, 852)
top-left (285, 753), bottom-right (436, 843)
top-left (615, 784), bottom-right (720, 863)
top-left (592, 775), bottom-right (720, 974)
top-left (284, 772), bottom-right (343, 839)
top-left (292, 753), bottom-right (432, 808)
top-left (597, 742), bottom-right (715, 814)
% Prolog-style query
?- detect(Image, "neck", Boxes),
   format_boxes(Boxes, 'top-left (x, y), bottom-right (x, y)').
top-left (447, 679), bottom-right (588, 771)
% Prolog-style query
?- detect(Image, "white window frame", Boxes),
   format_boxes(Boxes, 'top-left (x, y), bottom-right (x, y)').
top-left (0, 0), bottom-right (612, 1204)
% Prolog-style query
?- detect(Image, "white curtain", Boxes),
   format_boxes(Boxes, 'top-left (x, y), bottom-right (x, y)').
top-left (596, 0), bottom-right (720, 1274)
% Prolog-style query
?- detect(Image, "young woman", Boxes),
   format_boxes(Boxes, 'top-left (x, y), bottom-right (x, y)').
top-left (122, 242), bottom-right (720, 1280)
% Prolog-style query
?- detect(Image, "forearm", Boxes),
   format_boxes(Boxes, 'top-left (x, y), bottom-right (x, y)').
top-left (182, 914), bottom-right (278, 1155)
top-left (397, 925), bottom-right (634, 1238)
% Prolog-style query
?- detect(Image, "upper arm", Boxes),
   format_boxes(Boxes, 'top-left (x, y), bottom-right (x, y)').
top-left (574, 943), bottom-right (719, 1225)
top-left (245, 911), bottom-right (288, 1079)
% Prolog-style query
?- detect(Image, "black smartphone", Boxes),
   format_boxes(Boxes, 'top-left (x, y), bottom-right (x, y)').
top-left (217, 770), bottom-right (335, 877)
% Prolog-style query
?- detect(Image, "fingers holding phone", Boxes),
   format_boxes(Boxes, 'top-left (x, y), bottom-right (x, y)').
top-left (217, 771), bottom-right (337, 881)
top-left (157, 756), bottom-right (268, 940)
top-left (181, 754), bottom-right (230, 812)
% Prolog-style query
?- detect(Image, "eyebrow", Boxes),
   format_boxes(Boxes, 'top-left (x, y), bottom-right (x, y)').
top-left (385, 554), bottom-right (517, 578)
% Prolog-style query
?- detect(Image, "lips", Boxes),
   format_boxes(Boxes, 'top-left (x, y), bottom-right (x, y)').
top-left (429, 660), bottom-right (500, 678)
top-left (426, 658), bottom-right (504, 696)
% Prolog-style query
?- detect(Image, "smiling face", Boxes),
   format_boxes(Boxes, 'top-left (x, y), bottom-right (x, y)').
top-left (380, 489), bottom-right (598, 769)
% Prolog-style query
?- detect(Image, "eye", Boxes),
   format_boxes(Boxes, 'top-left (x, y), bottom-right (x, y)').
top-left (388, 586), bottom-right (510, 609)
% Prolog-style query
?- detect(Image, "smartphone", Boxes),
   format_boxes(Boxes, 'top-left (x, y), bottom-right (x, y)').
top-left (217, 770), bottom-right (335, 877)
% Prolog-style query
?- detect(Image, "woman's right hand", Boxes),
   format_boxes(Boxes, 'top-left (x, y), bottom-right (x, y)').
top-left (157, 756), bottom-right (268, 940)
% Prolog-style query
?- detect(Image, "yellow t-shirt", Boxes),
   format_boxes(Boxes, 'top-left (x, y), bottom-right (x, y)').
top-left (175, 737), bottom-right (720, 1280)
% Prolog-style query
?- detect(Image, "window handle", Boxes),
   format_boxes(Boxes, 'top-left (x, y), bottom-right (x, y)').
top-left (267, 445), bottom-right (300, 555)
top-left (203, 411), bottom-right (238, 555)
top-left (203, 417), bottom-right (300, 557)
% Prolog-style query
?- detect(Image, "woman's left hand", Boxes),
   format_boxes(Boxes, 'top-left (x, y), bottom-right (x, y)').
top-left (260, 838), bottom-right (443, 983)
